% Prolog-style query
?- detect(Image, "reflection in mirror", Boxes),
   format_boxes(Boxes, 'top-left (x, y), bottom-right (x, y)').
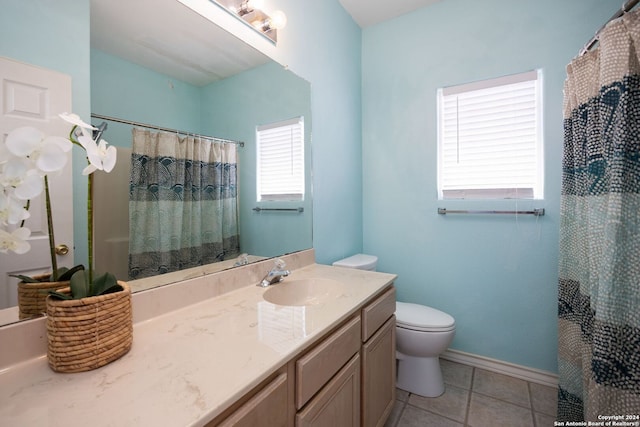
top-left (95, 123), bottom-right (245, 281)
top-left (90, 0), bottom-right (313, 289)
top-left (0, 0), bottom-right (312, 327)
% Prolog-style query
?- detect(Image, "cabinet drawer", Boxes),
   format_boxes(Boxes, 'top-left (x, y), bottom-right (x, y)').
top-left (362, 286), bottom-right (396, 342)
top-left (296, 316), bottom-right (361, 409)
top-left (217, 372), bottom-right (288, 427)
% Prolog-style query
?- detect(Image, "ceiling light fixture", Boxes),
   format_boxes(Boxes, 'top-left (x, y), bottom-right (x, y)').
top-left (225, 0), bottom-right (287, 43)
top-left (252, 10), bottom-right (287, 32)
top-left (233, 0), bottom-right (264, 17)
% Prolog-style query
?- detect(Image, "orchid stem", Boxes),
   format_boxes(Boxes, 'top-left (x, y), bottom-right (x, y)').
top-left (19, 200), bottom-right (30, 229)
top-left (44, 176), bottom-right (58, 281)
top-left (88, 172), bottom-right (94, 286)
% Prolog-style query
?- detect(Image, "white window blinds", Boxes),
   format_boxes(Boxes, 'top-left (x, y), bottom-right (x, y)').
top-left (257, 117), bottom-right (305, 201)
top-left (437, 70), bottom-right (543, 199)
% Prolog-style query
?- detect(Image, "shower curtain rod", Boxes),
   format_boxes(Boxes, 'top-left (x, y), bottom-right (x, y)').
top-left (90, 113), bottom-right (245, 147)
top-left (580, 0), bottom-right (640, 55)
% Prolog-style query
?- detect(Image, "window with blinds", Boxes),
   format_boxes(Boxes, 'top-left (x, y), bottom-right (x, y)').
top-left (437, 70), bottom-right (543, 200)
top-left (256, 117), bottom-right (305, 201)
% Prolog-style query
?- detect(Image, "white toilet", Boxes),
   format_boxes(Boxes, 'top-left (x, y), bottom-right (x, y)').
top-left (395, 302), bottom-right (455, 397)
top-left (333, 254), bottom-right (456, 398)
top-left (332, 253), bottom-right (378, 271)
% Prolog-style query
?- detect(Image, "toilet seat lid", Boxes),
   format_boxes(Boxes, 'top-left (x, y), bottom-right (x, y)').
top-left (395, 301), bottom-right (455, 331)
top-left (332, 254), bottom-right (377, 270)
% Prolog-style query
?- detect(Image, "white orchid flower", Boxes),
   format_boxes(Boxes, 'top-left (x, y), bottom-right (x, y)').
top-left (59, 112), bottom-right (97, 131)
top-left (0, 226), bottom-right (31, 254)
top-left (78, 128), bottom-right (117, 175)
top-left (5, 126), bottom-right (71, 174)
top-left (0, 160), bottom-right (44, 200)
top-left (0, 191), bottom-right (30, 226)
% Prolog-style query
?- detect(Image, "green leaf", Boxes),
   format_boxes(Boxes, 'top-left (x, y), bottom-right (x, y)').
top-left (47, 291), bottom-right (73, 300)
top-left (101, 284), bottom-right (124, 295)
top-left (91, 272), bottom-right (121, 296)
top-left (70, 270), bottom-right (90, 299)
top-left (57, 265), bottom-right (85, 281)
top-left (66, 271), bottom-right (121, 299)
top-left (10, 274), bottom-right (39, 283)
top-left (46, 269), bottom-right (62, 282)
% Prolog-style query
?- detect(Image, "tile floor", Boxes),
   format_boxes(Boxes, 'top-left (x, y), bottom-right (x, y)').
top-left (384, 359), bottom-right (558, 427)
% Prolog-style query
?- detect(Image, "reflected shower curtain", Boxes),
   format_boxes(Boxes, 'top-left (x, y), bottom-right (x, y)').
top-left (128, 129), bottom-right (240, 279)
top-left (558, 10), bottom-right (640, 421)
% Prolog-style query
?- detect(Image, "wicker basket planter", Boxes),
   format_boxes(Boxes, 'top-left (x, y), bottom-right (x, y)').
top-left (17, 274), bottom-right (70, 320)
top-left (45, 281), bottom-right (133, 373)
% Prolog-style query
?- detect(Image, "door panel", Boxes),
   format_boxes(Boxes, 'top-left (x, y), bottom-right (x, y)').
top-left (0, 56), bottom-right (74, 310)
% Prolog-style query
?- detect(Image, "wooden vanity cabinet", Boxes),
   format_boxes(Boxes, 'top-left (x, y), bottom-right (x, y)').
top-left (362, 316), bottom-right (396, 427)
top-left (211, 284), bottom-right (396, 427)
top-left (295, 316), bottom-right (361, 409)
top-left (207, 366), bottom-right (293, 427)
top-left (296, 354), bottom-right (361, 427)
top-left (296, 285), bottom-right (397, 427)
top-left (294, 315), bottom-right (362, 426)
top-left (361, 287), bottom-right (396, 427)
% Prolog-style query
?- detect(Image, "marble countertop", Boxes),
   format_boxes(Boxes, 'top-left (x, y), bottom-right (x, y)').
top-left (0, 263), bottom-right (396, 427)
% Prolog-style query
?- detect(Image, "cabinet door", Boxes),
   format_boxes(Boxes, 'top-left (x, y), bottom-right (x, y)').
top-left (362, 316), bottom-right (396, 427)
top-left (217, 372), bottom-right (288, 427)
top-left (296, 354), bottom-right (361, 427)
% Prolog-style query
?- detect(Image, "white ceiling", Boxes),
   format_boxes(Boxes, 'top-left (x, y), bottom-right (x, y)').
top-left (338, 0), bottom-right (442, 27)
top-left (90, 0), bottom-right (441, 87)
top-left (90, 0), bottom-right (270, 87)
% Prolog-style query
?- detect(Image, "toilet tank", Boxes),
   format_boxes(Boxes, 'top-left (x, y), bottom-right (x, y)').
top-left (332, 254), bottom-right (378, 271)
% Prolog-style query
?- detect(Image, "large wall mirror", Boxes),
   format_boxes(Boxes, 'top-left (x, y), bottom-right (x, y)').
top-left (0, 0), bottom-right (312, 326)
top-left (90, 0), bottom-right (313, 287)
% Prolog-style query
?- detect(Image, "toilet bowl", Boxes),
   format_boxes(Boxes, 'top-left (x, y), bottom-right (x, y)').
top-left (395, 302), bottom-right (455, 397)
top-left (332, 254), bottom-right (456, 398)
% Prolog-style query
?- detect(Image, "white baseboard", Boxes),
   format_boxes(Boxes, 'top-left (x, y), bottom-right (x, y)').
top-left (441, 349), bottom-right (558, 388)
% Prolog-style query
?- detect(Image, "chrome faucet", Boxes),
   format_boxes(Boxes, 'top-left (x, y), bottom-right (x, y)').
top-left (234, 253), bottom-right (249, 266)
top-left (258, 258), bottom-right (290, 287)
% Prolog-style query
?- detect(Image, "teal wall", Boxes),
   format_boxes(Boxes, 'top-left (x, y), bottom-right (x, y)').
top-left (0, 0), bottom-right (92, 269)
top-left (91, 49), bottom-right (202, 136)
top-left (91, 48), bottom-right (201, 161)
top-left (361, 0), bottom-right (619, 372)
top-left (271, 0), bottom-right (364, 264)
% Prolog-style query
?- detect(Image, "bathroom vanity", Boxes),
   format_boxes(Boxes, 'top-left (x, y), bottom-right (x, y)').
top-left (0, 250), bottom-right (397, 427)
top-left (211, 286), bottom-right (396, 427)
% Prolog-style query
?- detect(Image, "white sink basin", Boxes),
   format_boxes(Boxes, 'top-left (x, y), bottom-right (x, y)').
top-left (262, 278), bottom-right (345, 306)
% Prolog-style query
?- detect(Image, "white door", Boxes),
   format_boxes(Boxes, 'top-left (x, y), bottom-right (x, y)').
top-left (0, 56), bottom-right (74, 311)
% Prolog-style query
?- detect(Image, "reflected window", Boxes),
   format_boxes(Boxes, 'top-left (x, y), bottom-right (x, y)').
top-left (256, 117), bottom-right (305, 201)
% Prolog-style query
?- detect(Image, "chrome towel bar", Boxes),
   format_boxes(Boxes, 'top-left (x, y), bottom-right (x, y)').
top-left (437, 208), bottom-right (545, 216)
top-left (253, 207), bottom-right (304, 213)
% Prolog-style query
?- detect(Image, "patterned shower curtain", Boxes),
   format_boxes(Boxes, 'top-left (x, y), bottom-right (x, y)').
top-left (128, 129), bottom-right (240, 279)
top-left (558, 10), bottom-right (640, 421)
